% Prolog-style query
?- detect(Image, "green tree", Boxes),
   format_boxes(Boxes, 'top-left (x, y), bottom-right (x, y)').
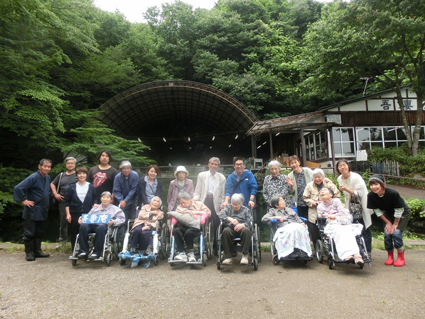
top-left (301, 0), bottom-right (425, 156)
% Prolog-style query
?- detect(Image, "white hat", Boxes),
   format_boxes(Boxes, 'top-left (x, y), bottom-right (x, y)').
top-left (174, 166), bottom-right (189, 177)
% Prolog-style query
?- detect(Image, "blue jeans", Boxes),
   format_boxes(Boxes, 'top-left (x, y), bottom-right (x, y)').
top-left (384, 229), bottom-right (404, 251)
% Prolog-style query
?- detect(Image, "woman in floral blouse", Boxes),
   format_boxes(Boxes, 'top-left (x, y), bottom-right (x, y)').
top-left (263, 160), bottom-right (293, 211)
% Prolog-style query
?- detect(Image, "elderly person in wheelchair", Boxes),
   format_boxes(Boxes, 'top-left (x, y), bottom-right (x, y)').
top-left (129, 196), bottom-right (164, 255)
top-left (317, 187), bottom-right (364, 266)
top-left (262, 195), bottom-right (312, 260)
top-left (170, 192), bottom-right (211, 262)
top-left (77, 191), bottom-right (125, 259)
top-left (218, 193), bottom-right (252, 265)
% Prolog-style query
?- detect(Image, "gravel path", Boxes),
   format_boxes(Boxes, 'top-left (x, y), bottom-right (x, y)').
top-left (0, 250), bottom-right (424, 318)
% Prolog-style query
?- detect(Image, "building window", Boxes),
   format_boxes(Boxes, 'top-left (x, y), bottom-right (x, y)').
top-left (304, 131), bottom-right (328, 160)
top-left (356, 126), bottom-right (414, 150)
top-left (332, 128), bottom-right (355, 157)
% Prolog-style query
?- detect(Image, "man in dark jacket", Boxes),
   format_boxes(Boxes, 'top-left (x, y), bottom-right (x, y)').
top-left (14, 159), bottom-right (52, 261)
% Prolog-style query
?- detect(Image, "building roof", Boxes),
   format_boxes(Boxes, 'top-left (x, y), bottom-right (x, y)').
top-left (246, 111), bottom-right (338, 135)
top-left (98, 80), bottom-right (258, 140)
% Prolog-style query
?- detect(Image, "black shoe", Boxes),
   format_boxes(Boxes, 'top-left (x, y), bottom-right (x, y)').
top-left (24, 240), bottom-right (35, 261)
top-left (33, 238), bottom-right (49, 258)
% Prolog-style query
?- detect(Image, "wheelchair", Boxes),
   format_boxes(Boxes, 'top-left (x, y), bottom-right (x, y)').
top-left (268, 207), bottom-right (312, 265)
top-left (315, 217), bottom-right (371, 269)
top-left (69, 223), bottom-right (126, 267)
top-left (118, 217), bottom-right (168, 268)
top-left (216, 215), bottom-right (261, 271)
top-left (269, 220), bottom-right (313, 265)
top-left (167, 214), bottom-right (210, 267)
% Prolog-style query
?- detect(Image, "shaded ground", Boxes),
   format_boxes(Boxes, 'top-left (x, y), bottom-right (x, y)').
top-left (0, 249), bottom-right (424, 319)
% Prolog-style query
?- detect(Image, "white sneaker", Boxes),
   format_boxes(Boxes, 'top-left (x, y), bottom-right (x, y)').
top-left (222, 258), bottom-right (232, 265)
top-left (240, 255), bottom-right (249, 265)
top-left (188, 252), bottom-right (196, 262)
top-left (145, 247), bottom-right (153, 255)
top-left (174, 252), bottom-right (187, 261)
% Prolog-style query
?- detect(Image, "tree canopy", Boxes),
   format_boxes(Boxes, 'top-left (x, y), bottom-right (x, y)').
top-left (1, 0), bottom-right (424, 224)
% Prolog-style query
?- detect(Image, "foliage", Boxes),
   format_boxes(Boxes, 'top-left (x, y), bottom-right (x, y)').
top-left (0, 166), bottom-right (33, 219)
top-left (300, 0), bottom-right (425, 156)
top-left (367, 145), bottom-right (425, 176)
top-left (405, 198), bottom-right (425, 219)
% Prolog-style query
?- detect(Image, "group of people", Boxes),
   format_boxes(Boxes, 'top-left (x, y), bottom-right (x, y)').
top-left (261, 155), bottom-right (410, 267)
top-left (14, 152), bottom-right (411, 267)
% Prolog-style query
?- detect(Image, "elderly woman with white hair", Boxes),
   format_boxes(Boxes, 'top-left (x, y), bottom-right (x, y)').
top-left (128, 196), bottom-right (164, 255)
top-left (167, 166), bottom-right (194, 212)
top-left (113, 160), bottom-right (139, 222)
top-left (303, 168), bottom-right (340, 247)
top-left (263, 160), bottom-right (293, 210)
top-left (218, 193), bottom-right (252, 265)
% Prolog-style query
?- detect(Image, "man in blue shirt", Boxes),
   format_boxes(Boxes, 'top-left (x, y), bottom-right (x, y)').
top-left (222, 157), bottom-right (258, 209)
top-left (14, 159), bottom-right (52, 261)
top-left (113, 160), bottom-right (139, 222)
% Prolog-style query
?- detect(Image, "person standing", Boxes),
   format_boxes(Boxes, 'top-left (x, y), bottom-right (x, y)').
top-left (222, 157), bottom-right (257, 209)
top-left (64, 166), bottom-right (97, 252)
top-left (303, 168), bottom-right (340, 248)
top-left (113, 160), bottom-right (139, 222)
top-left (167, 166), bottom-right (194, 212)
top-left (50, 157), bottom-right (78, 244)
top-left (286, 155), bottom-right (313, 221)
top-left (13, 159), bottom-right (52, 261)
top-left (336, 159), bottom-right (373, 257)
top-left (263, 160), bottom-right (293, 210)
top-left (137, 164), bottom-right (163, 208)
top-left (193, 157), bottom-right (226, 252)
top-left (87, 150), bottom-right (118, 203)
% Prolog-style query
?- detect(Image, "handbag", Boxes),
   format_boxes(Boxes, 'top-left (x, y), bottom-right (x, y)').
top-left (349, 192), bottom-right (363, 221)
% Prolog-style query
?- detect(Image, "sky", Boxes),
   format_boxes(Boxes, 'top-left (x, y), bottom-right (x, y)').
top-left (94, 0), bottom-right (217, 23)
top-left (94, 0), bottom-right (334, 23)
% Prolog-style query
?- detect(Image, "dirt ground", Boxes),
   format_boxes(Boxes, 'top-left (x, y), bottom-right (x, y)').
top-left (0, 249), bottom-right (424, 319)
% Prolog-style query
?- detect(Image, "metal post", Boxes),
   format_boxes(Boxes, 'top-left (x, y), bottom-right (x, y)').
top-left (329, 128), bottom-right (336, 175)
top-left (251, 135), bottom-right (257, 158)
top-left (300, 128), bottom-right (307, 167)
top-left (269, 131), bottom-right (274, 160)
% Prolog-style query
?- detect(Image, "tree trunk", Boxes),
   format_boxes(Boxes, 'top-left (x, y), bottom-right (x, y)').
top-left (394, 89), bottom-right (413, 150)
top-left (411, 93), bottom-right (424, 157)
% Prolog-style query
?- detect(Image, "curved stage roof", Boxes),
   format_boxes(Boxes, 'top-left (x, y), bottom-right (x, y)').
top-left (98, 81), bottom-right (258, 163)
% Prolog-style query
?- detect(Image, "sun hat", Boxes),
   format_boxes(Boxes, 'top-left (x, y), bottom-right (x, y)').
top-left (174, 166), bottom-right (189, 177)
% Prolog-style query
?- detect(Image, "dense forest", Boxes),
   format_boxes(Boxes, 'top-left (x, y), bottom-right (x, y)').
top-left (1, 0), bottom-right (424, 227)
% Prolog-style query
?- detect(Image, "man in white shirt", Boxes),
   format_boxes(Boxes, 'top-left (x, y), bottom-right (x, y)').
top-left (193, 157), bottom-right (226, 253)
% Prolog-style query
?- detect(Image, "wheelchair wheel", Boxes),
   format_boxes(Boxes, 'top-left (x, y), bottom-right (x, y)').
top-left (119, 257), bottom-right (126, 266)
top-left (203, 252), bottom-right (207, 267)
top-left (207, 222), bottom-right (212, 260)
top-left (161, 223), bottom-right (169, 259)
top-left (113, 225), bottom-right (126, 259)
top-left (253, 258), bottom-right (258, 271)
top-left (72, 260), bottom-right (77, 267)
top-left (272, 255), bottom-right (280, 265)
top-left (154, 255), bottom-right (159, 266)
top-left (316, 240), bottom-right (324, 263)
top-left (328, 255), bottom-right (333, 269)
top-left (255, 224), bottom-right (261, 263)
top-left (106, 253), bottom-right (112, 266)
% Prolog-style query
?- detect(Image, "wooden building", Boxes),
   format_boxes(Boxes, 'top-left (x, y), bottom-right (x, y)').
top-left (246, 85), bottom-right (425, 172)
